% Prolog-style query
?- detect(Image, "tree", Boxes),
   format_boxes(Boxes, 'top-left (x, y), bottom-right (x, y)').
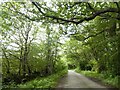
top-left (1, 4), bottom-right (39, 78)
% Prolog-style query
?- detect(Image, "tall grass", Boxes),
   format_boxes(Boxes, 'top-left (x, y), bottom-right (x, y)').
top-left (3, 69), bottom-right (68, 88)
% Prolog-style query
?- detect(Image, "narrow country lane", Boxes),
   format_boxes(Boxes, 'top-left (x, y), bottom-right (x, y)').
top-left (57, 70), bottom-right (109, 89)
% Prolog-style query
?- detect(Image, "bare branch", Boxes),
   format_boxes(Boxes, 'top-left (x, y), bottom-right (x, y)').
top-left (83, 29), bottom-right (105, 41)
top-left (114, 2), bottom-right (120, 9)
top-left (8, 52), bottom-right (21, 60)
top-left (87, 3), bottom-right (95, 12)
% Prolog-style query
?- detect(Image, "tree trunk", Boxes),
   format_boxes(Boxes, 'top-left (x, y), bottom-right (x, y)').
top-left (2, 49), bottom-right (10, 74)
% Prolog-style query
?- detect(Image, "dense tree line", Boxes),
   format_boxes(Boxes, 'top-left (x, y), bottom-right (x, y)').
top-left (1, 3), bottom-right (67, 84)
top-left (1, 1), bottom-right (120, 87)
top-left (65, 17), bottom-right (119, 76)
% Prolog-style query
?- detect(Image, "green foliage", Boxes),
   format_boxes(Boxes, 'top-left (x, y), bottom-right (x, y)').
top-left (1, 1), bottom-right (119, 89)
top-left (54, 59), bottom-right (67, 72)
top-left (3, 69), bottom-right (68, 88)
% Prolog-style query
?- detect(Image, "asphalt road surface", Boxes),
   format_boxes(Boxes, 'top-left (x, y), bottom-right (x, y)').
top-left (57, 70), bottom-right (109, 89)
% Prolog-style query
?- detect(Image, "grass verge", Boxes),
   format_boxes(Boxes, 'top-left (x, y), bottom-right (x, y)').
top-left (75, 69), bottom-right (119, 88)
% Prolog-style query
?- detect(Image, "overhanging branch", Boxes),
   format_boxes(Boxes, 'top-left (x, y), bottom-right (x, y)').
top-left (76, 8), bottom-right (119, 24)
top-left (31, 2), bottom-right (119, 24)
